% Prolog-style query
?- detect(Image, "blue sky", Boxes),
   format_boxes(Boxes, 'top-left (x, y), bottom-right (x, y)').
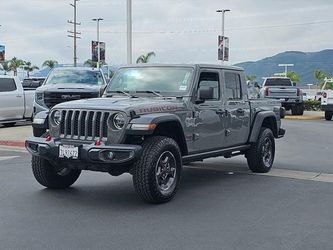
top-left (1, 0), bottom-right (333, 67)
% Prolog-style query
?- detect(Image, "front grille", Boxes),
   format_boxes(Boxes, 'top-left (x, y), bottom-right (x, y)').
top-left (44, 92), bottom-right (99, 109)
top-left (59, 110), bottom-right (110, 140)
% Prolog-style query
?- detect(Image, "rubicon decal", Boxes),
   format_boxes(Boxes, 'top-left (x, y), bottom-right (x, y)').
top-left (136, 105), bottom-right (179, 114)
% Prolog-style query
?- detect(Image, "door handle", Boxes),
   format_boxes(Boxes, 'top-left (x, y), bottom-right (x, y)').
top-left (236, 108), bottom-right (245, 114)
top-left (16, 95), bottom-right (22, 98)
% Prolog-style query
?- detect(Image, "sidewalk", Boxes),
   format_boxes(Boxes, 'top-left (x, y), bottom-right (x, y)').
top-left (0, 124), bottom-right (32, 148)
top-left (285, 111), bottom-right (324, 120)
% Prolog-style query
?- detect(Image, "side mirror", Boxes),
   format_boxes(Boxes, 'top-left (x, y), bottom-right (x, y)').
top-left (292, 82), bottom-right (296, 86)
top-left (196, 86), bottom-right (214, 104)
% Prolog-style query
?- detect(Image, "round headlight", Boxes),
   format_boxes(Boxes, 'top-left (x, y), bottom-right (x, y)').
top-left (53, 110), bottom-right (62, 125)
top-left (113, 113), bottom-right (125, 130)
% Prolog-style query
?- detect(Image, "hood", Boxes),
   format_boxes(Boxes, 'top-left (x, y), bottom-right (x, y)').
top-left (53, 97), bottom-right (186, 115)
top-left (36, 83), bottom-right (103, 93)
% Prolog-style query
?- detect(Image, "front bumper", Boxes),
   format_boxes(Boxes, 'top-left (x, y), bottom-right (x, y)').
top-left (25, 137), bottom-right (142, 172)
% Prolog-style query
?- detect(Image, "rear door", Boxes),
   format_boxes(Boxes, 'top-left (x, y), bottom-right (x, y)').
top-left (193, 69), bottom-right (226, 151)
top-left (0, 78), bottom-right (24, 121)
top-left (223, 71), bottom-right (251, 147)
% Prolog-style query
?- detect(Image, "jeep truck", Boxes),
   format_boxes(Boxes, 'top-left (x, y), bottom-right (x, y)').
top-left (26, 64), bottom-right (285, 203)
top-left (260, 77), bottom-right (304, 115)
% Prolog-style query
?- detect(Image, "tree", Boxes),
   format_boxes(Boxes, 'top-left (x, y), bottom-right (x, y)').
top-left (0, 61), bottom-right (11, 75)
top-left (42, 60), bottom-right (58, 69)
top-left (21, 61), bottom-right (39, 77)
top-left (84, 59), bottom-right (97, 68)
top-left (246, 75), bottom-right (257, 81)
top-left (286, 71), bottom-right (300, 84)
top-left (136, 52), bottom-right (155, 64)
top-left (314, 69), bottom-right (328, 82)
top-left (8, 57), bottom-right (25, 76)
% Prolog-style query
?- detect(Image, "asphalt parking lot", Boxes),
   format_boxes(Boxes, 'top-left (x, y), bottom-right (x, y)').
top-left (0, 119), bottom-right (333, 250)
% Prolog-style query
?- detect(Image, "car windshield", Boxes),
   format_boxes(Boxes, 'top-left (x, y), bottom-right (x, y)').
top-left (106, 67), bottom-right (193, 95)
top-left (265, 78), bottom-right (292, 86)
top-left (45, 69), bottom-right (104, 85)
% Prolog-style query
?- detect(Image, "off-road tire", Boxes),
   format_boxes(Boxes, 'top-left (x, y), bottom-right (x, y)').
top-left (33, 127), bottom-right (47, 137)
top-left (325, 111), bottom-right (333, 121)
top-left (291, 104), bottom-right (304, 116)
top-left (3, 122), bottom-right (16, 127)
top-left (132, 136), bottom-right (182, 204)
top-left (246, 128), bottom-right (275, 173)
top-left (32, 156), bottom-right (81, 189)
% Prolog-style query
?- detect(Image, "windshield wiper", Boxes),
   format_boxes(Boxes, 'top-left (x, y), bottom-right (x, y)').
top-left (106, 90), bottom-right (137, 98)
top-left (136, 90), bottom-right (163, 97)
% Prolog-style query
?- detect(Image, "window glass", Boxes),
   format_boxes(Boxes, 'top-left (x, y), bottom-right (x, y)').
top-left (198, 72), bottom-right (220, 100)
top-left (45, 69), bottom-right (104, 85)
top-left (0, 78), bottom-right (17, 92)
top-left (264, 78), bottom-right (292, 86)
top-left (225, 72), bottom-right (242, 100)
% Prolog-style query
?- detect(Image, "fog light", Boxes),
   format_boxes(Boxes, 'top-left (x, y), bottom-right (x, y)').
top-left (99, 150), bottom-right (115, 162)
top-left (106, 152), bottom-right (114, 160)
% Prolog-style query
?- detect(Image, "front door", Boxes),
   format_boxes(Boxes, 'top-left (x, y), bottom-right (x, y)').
top-left (193, 70), bottom-right (225, 152)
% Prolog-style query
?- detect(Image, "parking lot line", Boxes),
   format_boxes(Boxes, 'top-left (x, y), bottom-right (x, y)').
top-left (0, 156), bottom-right (20, 161)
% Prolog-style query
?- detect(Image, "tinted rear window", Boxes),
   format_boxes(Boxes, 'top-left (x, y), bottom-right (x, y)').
top-left (265, 78), bottom-right (292, 86)
top-left (0, 78), bottom-right (17, 92)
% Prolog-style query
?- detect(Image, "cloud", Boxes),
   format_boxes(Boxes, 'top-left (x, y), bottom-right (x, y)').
top-left (0, 0), bottom-right (332, 66)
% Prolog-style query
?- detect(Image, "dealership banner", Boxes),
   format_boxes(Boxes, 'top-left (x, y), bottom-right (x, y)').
top-left (0, 45), bottom-right (5, 62)
top-left (217, 36), bottom-right (229, 61)
top-left (91, 41), bottom-right (105, 63)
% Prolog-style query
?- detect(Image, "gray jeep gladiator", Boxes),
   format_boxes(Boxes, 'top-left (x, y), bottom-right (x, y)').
top-left (26, 64), bottom-right (285, 203)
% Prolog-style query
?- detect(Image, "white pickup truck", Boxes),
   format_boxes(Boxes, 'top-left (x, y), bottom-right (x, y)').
top-left (321, 78), bottom-right (333, 121)
top-left (0, 75), bottom-right (34, 127)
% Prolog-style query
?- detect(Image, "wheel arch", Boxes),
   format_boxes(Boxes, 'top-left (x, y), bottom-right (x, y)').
top-left (249, 111), bottom-right (278, 142)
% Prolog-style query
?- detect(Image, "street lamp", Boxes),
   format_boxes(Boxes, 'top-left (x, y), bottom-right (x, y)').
top-left (127, 0), bottom-right (132, 64)
top-left (278, 64), bottom-right (294, 77)
top-left (216, 9), bottom-right (230, 64)
top-left (92, 18), bottom-right (103, 69)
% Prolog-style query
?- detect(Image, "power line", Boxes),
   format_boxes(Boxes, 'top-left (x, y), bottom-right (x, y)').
top-left (67, 0), bottom-right (81, 67)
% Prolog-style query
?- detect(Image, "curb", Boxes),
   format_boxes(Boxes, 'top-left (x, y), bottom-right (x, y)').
top-left (0, 140), bottom-right (25, 148)
top-left (285, 115), bottom-right (323, 120)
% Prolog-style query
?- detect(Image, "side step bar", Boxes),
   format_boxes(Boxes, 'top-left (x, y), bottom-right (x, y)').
top-left (182, 145), bottom-right (251, 164)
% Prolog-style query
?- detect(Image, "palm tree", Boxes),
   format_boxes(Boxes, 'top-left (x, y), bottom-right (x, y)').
top-left (136, 52), bottom-right (155, 64)
top-left (84, 59), bottom-right (97, 68)
top-left (21, 61), bottom-right (39, 77)
top-left (8, 57), bottom-right (25, 76)
top-left (42, 60), bottom-right (58, 69)
top-left (314, 69), bottom-right (328, 82)
top-left (246, 75), bottom-right (257, 81)
top-left (286, 71), bottom-right (300, 84)
top-left (0, 61), bottom-right (11, 75)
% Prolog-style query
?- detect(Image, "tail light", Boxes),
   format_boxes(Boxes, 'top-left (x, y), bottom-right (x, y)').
top-left (264, 87), bottom-right (269, 96)
top-left (322, 92), bottom-right (327, 98)
top-left (296, 88), bottom-right (301, 96)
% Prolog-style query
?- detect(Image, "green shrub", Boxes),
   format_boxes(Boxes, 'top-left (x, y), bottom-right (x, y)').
top-left (304, 100), bottom-right (321, 111)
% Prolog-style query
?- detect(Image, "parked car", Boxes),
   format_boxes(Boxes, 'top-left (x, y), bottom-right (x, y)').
top-left (26, 64), bottom-right (285, 204)
top-left (32, 67), bottom-right (108, 136)
top-left (260, 77), bottom-right (304, 115)
top-left (320, 78), bottom-right (333, 121)
top-left (22, 77), bottom-right (45, 90)
top-left (0, 75), bottom-right (35, 127)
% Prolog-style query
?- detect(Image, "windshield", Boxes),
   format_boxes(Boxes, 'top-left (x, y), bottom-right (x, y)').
top-left (264, 78), bottom-right (292, 86)
top-left (45, 69), bottom-right (104, 85)
top-left (106, 67), bottom-right (193, 95)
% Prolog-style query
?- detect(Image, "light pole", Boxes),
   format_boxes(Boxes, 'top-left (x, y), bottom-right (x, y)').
top-left (278, 64), bottom-right (294, 77)
top-left (92, 18), bottom-right (103, 69)
top-left (216, 9), bottom-right (230, 64)
top-left (127, 0), bottom-right (132, 64)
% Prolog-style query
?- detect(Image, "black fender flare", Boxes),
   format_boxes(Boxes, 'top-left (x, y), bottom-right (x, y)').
top-left (248, 111), bottom-right (278, 143)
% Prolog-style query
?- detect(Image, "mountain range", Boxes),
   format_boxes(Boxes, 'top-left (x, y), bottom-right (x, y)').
top-left (235, 49), bottom-right (333, 85)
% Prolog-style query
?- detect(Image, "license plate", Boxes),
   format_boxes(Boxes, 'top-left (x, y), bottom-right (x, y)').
top-left (59, 144), bottom-right (79, 159)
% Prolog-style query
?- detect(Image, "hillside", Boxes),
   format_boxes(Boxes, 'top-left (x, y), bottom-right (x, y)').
top-left (235, 49), bottom-right (333, 85)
